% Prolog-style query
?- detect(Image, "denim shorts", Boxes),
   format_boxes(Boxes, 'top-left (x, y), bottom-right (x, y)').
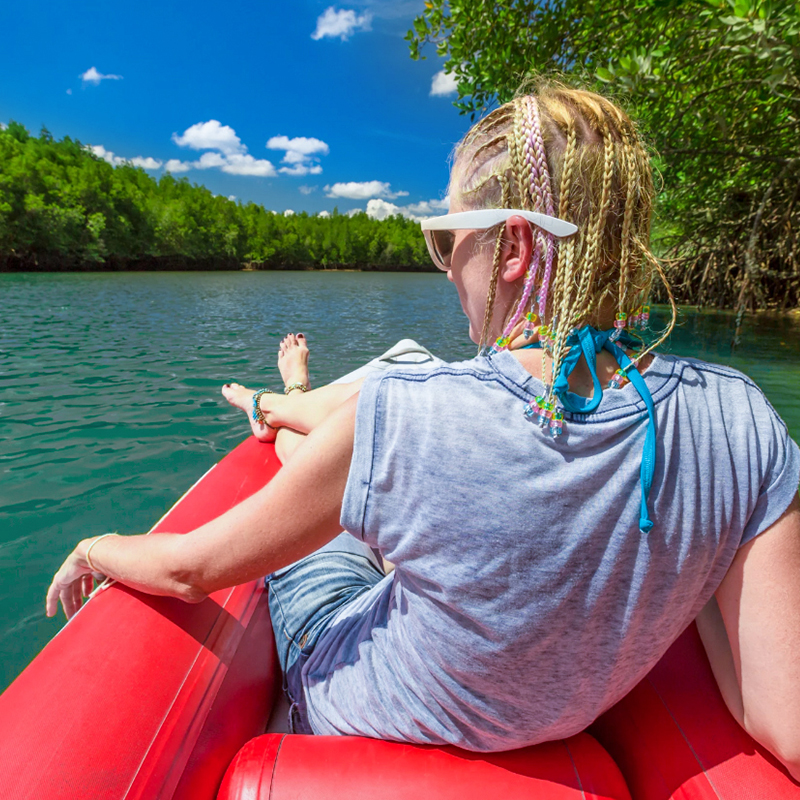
top-left (266, 531), bottom-right (385, 733)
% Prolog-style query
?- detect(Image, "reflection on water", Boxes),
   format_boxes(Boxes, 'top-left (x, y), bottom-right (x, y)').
top-left (1, 271), bottom-right (798, 691)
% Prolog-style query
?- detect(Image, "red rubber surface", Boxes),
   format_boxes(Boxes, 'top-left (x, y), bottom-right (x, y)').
top-left (591, 622), bottom-right (800, 799)
top-left (217, 733), bottom-right (632, 800)
top-left (0, 437), bottom-right (282, 800)
top-left (5, 431), bottom-right (797, 799)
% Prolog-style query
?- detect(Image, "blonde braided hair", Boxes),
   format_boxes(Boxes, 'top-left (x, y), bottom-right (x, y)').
top-left (452, 82), bottom-right (676, 370)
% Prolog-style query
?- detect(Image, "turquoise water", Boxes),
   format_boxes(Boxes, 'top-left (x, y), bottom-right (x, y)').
top-left (1, 271), bottom-right (799, 692)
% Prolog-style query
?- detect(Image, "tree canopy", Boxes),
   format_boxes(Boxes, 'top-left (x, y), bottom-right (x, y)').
top-left (0, 122), bottom-right (432, 272)
top-left (408, 0), bottom-right (800, 310)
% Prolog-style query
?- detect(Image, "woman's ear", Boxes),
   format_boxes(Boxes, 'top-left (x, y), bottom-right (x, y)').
top-left (500, 216), bottom-right (533, 283)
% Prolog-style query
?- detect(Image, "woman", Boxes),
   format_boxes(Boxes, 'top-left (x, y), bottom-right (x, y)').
top-left (46, 85), bottom-right (800, 776)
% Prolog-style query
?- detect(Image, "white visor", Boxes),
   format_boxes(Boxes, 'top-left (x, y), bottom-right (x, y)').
top-left (420, 209), bottom-right (578, 239)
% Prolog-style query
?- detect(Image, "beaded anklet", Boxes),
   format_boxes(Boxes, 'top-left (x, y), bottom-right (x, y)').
top-left (252, 388), bottom-right (273, 425)
top-left (284, 382), bottom-right (309, 395)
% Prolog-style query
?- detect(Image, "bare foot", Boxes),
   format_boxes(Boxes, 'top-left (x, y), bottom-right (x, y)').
top-left (278, 333), bottom-right (310, 392)
top-left (221, 382), bottom-right (277, 443)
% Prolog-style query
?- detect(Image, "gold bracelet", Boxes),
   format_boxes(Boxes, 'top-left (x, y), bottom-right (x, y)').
top-left (86, 533), bottom-right (118, 572)
top-left (284, 382), bottom-right (309, 395)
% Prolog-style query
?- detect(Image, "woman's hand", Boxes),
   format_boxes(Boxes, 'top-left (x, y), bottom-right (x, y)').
top-left (45, 539), bottom-right (104, 620)
top-left (43, 395), bottom-right (358, 619)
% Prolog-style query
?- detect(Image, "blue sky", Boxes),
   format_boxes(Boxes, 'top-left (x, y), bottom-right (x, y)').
top-left (0, 0), bottom-right (468, 218)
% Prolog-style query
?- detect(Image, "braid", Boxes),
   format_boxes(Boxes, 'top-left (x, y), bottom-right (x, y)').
top-left (513, 100), bottom-right (534, 209)
top-left (527, 97), bottom-right (555, 216)
top-left (632, 237), bottom-right (677, 363)
top-left (618, 132), bottom-right (637, 312)
top-left (558, 121), bottom-right (577, 219)
top-left (573, 120), bottom-right (615, 318)
top-left (549, 234), bottom-right (579, 383)
top-left (545, 116), bottom-right (580, 382)
top-left (478, 176), bottom-right (512, 350)
top-left (518, 98), bottom-right (557, 321)
top-left (491, 97), bottom-right (556, 349)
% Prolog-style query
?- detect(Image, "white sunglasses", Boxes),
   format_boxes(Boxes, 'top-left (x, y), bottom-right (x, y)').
top-left (420, 209), bottom-right (578, 271)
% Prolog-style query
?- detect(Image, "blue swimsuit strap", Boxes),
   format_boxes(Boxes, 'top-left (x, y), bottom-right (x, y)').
top-left (542, 327), bottom-right (655, 533)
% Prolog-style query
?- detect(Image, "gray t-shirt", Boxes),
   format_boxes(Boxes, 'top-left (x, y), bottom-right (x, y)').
top-left (301, 351), bottom-right (800, 751)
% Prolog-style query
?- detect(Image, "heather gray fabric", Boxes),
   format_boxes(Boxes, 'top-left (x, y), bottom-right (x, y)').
top-left (300, 351), bottom-right (800, 751)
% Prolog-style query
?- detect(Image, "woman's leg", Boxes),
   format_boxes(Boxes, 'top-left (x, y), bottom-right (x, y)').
top-left (262, 380), bottom-right (364, 435)
top-left (221, 333), bottom-right (363, 454)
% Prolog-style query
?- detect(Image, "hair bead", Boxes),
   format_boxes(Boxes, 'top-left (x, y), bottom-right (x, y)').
top-left (523, 310), bottom-right (539, 340)
top-left (610, 311), bottom-right (628, 342)
top-left (523, 395), bottom-right (544, 421)
top-left (608, 368), bottom-right (627, 390)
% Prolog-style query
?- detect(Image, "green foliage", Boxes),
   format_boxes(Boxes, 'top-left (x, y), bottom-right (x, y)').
top-left (408, 0), bottom-right (800, 309)
top-left (0, 125), bottom-right (432, 271)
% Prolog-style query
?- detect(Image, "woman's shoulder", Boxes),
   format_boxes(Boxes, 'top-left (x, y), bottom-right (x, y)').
top-left (658, 354), bottom-right (782, 421)
top-left (370, 354), bottom-right (500, 389)
top-left (661, 353), bottom-right (760, 388)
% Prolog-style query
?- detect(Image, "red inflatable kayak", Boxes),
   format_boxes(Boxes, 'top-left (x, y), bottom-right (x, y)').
top-left (1, 433), bottom-right (797, 798)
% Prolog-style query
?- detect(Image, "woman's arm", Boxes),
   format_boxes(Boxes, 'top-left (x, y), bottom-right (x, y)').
top-left (46, 395), bottom-right (358, 619)
top-left (698, 492), bottom-right (800, 780)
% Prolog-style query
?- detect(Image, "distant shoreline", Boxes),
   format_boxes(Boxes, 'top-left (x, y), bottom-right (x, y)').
top-left (0, 255), bottom-right (438, 274)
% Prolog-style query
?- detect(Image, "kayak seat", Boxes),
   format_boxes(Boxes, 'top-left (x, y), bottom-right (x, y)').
top-left (590, 622), bottom-right (800, 799)
top-left (217, 731), bottom-right (632, 800)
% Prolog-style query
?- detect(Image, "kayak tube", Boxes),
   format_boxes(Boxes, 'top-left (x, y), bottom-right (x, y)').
top-left (0, 435), bottom-right (282, 800)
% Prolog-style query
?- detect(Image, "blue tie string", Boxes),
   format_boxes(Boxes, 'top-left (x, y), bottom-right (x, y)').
top-left (549, 327), bottom-right (657, 534)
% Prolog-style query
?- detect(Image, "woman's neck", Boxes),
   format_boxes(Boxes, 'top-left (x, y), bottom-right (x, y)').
top-left (506, 331), bottom-right (653, 398)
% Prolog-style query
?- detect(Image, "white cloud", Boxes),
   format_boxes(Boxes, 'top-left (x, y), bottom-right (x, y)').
top-left (130, 156), bottom-right (163, 170)
top-left (347, 208), bottom-right (364, 217)
top-left (228, 195), bottom-right (237, 202)
top-left (0, 123), bottom-right (6, 130)
top-left (164, 159), bottom-right (191, 173)
top-left (366, 198), bottom-right (401, 221)
top-left (170, 121), bottom-right (276, 176)
top-left (268, 135), bottom-right (329, 176)
top-left (284, 209), bottom-right (295, 216)
top-left (218, 153), bottom-right (276, 177)
top-left (311, 7), bottom-right (372, 40)
top-left (90, 145), bottom-right (119, 164)
top-left (279, 163), bottom-right (323, 177)
top-left (172, 120), bottom-right (244, 155)
top-left (80, 67), bottom-right (123, 86)
top-left (317, 210), bottom-right (331, 218)
top-left (365, 196), bottom-right (450, 222)
top-left (325, 180), bottom-right (409, 200)
top-left (299, 185), bottom-right (317, 195)
top-left (403, 196), bottom-right (450, 215)
top-left (194, 151), bottom-right (228, 169)
top-left (268, 135), bottom-right (329, 158)
top-left (430, 70), bottom-right (458, 97)
top-left (90, 145), bottom-right (161, 170)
